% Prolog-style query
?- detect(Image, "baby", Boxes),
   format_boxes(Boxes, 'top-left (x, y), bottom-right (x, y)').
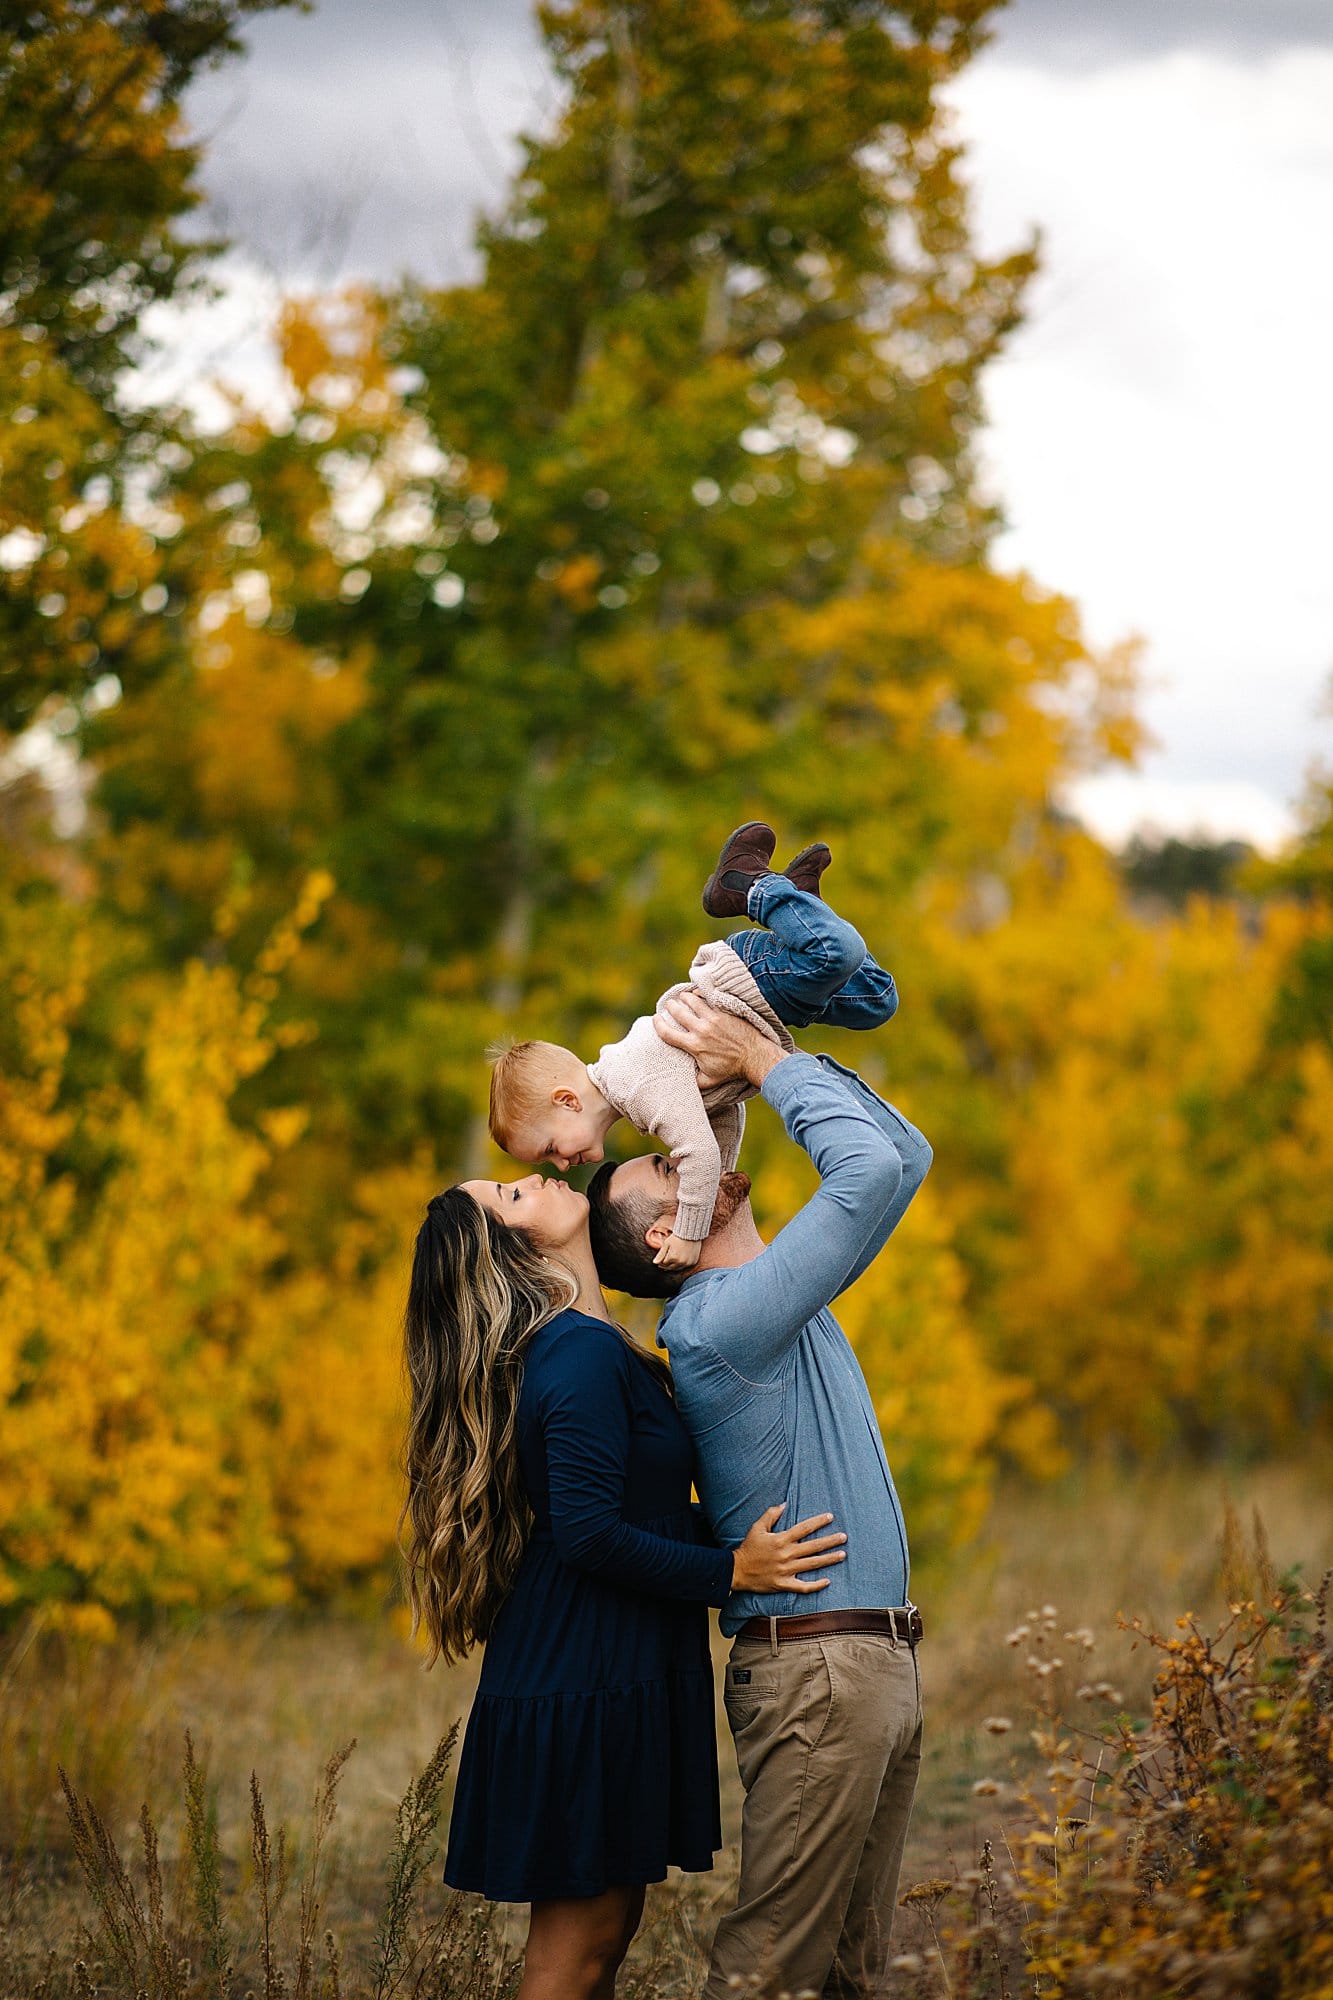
top-left (488, 822), bottom-right (899, 1269)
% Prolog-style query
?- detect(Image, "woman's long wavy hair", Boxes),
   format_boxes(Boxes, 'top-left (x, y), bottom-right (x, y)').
top-left (399, 1186), bottom-right (577, 1665)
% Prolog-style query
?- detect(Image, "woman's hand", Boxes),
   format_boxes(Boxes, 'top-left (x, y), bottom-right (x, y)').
top-left (730, 1506), bottom-right (847, 1595)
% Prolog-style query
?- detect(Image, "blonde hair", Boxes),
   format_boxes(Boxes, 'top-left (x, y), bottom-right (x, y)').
top-left (487, 1037), bottom-right (576, 1153)
top-left (399, 1186), bottom-right (577, 1664)
top-left (399, 1184), bottom-right (675, 1665)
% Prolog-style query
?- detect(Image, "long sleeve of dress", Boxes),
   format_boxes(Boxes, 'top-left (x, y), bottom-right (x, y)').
top-left (533, 1323), bottom-right (735, 1605)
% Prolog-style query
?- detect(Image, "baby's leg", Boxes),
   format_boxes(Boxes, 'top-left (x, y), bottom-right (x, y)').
top-left (726, 873), bottom-right (870, 1030)
top-left (805, 952), bottom-right (898, 1029)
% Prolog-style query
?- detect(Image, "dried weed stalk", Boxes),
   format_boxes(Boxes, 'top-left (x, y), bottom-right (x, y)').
top-left (897, 1528), bottom-right (1333, 1998)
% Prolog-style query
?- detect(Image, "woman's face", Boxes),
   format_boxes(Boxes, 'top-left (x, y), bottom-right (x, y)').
top-left (461, 1173), bottom-right (589, 1250)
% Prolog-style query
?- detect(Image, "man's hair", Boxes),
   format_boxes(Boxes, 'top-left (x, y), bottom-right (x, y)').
top-left (587, 1160), bottom-right (684, 1301)
top-left (486, 1038), bottom-right (571, 1153)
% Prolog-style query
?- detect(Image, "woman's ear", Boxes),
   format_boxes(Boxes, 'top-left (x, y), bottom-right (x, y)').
top-left (551, 1085), bottom-right (582, 1112)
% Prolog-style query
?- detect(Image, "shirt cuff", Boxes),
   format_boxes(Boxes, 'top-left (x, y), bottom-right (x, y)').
top-left (758, 1049), bottom-right (819, 1115)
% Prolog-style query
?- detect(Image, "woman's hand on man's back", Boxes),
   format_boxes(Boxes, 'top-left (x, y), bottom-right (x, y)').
top-left (730, 1505), bottom-right (847, 1595)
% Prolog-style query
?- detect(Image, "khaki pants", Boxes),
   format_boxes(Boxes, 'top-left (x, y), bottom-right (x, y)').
top-left (705, 1630), bottom-right (923, 2000)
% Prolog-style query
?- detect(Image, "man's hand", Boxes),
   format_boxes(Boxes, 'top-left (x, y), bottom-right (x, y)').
top-left (655, 989), bottom-right (786, 1091)
top-left (653, 1230), bottom-right (703, 1272)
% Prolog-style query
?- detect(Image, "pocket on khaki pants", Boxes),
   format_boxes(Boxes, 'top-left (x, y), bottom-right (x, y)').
top-left (723, 1640), bottom-right (836, 1790)
top-left (722, 1655), bottom-right (781, 1736)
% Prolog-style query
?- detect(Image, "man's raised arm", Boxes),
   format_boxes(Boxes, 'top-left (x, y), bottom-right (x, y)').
top-left (656, 995), bottom-right (924, 1376)
top-left (811, 1054), bottom-right (932, 1298)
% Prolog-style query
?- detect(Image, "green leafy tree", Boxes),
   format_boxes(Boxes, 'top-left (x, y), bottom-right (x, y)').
top-left (75, 1), bottom-right (1147, 1531)
top-left (0, 0), bottom-right (299, 730)
top-left (91, 0), bottom-right (1136, 1178)
top-left (5, 4), bottom-right (1329, 1614)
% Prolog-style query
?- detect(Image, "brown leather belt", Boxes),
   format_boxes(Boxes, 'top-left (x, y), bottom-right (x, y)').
top-left (737, 1605), bottom-right (923, 1647)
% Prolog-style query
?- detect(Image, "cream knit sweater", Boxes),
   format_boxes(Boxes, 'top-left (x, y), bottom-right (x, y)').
top-left (585, 942), bottom-right (796, 1242)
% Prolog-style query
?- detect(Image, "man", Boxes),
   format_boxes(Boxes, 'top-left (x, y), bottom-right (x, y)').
top-left (587, 988), bottom-right (933, 2000)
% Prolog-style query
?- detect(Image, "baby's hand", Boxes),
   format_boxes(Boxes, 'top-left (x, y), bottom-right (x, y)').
top-left (654, 1231), bottom-right (702, 1272)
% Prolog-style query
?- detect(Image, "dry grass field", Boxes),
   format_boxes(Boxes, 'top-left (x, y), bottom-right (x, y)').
top-left (3, 1459), bottom-right (1331, 1998)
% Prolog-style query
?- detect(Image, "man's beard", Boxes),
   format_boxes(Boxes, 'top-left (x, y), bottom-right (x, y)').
top-left (708, 1170), bottom-right (751, 1234)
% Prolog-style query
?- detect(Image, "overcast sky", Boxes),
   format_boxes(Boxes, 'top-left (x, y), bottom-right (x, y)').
top-left (168, 0), bottom-right (1333, 851)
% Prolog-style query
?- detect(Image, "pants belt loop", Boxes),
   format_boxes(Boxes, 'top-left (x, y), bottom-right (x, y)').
top-left (769, 1615), bottom-right (779, 1658)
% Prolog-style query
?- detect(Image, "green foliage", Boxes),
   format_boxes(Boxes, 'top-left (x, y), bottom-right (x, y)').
top-left (83, 0), bottom-right (1120, 1194)
top-left (0, 0), bottom-right (299, 727)
top-left (1120, 833), bottom-right (1254, 905)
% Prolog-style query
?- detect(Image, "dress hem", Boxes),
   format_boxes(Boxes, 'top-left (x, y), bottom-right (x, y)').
top-left (442, 1853), bottom-right (720, 1905)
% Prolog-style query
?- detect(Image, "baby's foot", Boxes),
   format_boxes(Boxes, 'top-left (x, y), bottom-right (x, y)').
top-left (782, 842), bottom-right (832, 899)
top-left (702, 821), bottom-right (777, 919)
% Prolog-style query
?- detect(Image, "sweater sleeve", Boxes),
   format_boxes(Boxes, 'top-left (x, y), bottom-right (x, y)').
top-left (655, 1092), bottom-right (724, 1242)
top-left (533, 1323), bottom-right (734, 1605)
top-left (710, 1099), bottom-right (746, 1174)
top-left (588, 1019), bottom-right (722, 1242)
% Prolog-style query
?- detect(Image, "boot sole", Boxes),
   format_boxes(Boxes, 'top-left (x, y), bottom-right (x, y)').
top-left (783, 843), bottom-right (832, 898)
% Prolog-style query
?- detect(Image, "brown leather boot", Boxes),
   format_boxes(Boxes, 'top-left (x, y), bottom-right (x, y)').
top-left (783, 842), bottom-right (832, 898)
top-left (701, 821), bottom-right (777, 919)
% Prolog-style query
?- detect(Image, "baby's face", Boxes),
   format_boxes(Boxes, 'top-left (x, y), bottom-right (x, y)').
top-left (522, 1103), bottom-right (606, 1173)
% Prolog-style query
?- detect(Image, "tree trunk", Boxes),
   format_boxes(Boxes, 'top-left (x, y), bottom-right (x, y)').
top-left (460, 758), bottom-right (547, 1177)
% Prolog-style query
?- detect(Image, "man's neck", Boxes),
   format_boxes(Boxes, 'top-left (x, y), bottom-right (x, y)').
top-left (694, 1201), bottom-right (766, 1272)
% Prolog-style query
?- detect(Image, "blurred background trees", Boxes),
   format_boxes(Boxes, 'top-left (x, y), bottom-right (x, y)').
top-left (2, 0), bottom-right (1329, 1621)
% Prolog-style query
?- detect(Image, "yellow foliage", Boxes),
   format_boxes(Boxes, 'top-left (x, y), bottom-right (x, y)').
top-left (192, 626), bottom-right (368, 826)
top-left (0, 880), bottom-right (411, 1616)
top-left (974, 893), bottom-right (1333, 1451)
top-left (278, 290), bottom-right (391, 409)
top-left (1, 943), bottom-right (285, 1610)
top-left (837, 1184), bottom-right (1016, 1553)
top-left (746, 1119), bottom-right (1010, 1557)
top-left (7, 0), bottom-right (1328, 1631)
top-left (264, 1164), bottom-right (426, 1595)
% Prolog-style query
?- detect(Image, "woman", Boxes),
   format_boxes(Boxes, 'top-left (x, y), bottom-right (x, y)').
top-left (401, 1170), bottom-right (846, 2000)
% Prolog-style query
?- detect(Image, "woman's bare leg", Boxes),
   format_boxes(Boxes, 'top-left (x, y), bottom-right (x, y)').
top-left (520, 1885), bottom-right (644, 2000)
top-left (593, 1885), bottom-right (645, 2000)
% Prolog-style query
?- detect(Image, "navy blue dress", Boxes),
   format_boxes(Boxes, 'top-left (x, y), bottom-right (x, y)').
top-left (444, 1308), bottom-right (733, 1904)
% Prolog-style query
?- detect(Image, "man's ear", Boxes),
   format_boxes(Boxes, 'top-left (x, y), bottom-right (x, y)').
top-left (644, 1216), bottom-right (675, 1253)
top-left (551, 1085), bottom-right (582, 1112)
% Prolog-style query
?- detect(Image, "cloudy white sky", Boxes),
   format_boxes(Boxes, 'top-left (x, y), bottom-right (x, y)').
top-left (171, 0), bottom-right (1333, 852)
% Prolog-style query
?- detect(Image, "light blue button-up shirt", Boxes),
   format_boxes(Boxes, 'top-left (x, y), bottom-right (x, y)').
top-left (657, 1051), bottom-right (932, 1636)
